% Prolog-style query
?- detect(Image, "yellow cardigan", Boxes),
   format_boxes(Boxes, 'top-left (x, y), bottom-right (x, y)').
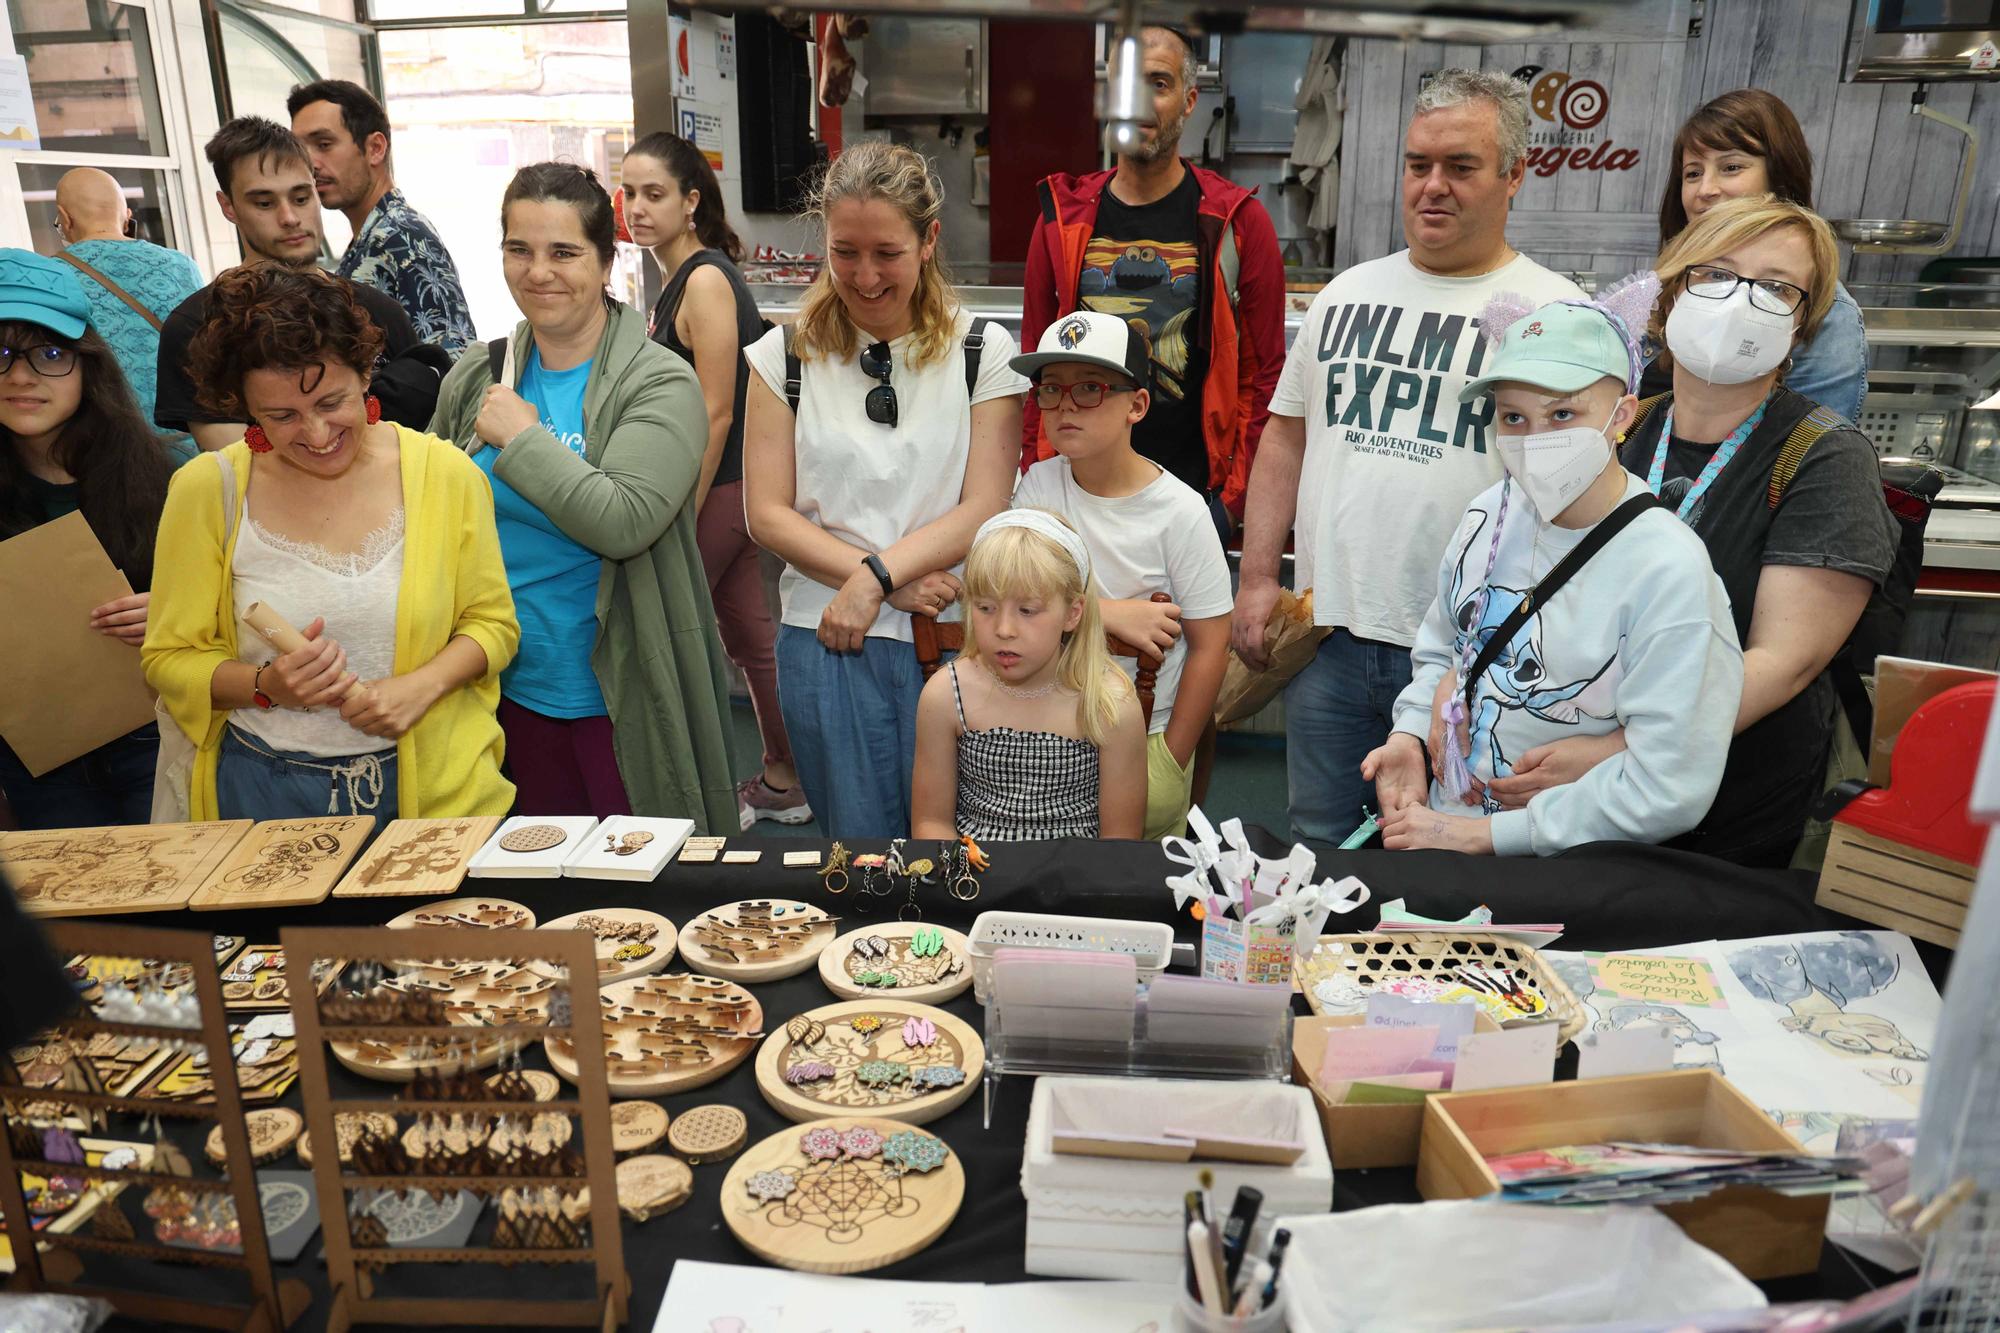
top-left (143, 430), bottom-right (520, 819)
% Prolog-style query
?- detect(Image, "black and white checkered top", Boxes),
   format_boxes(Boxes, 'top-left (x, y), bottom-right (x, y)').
top-left (950, 662), bottom-right (1100, 841)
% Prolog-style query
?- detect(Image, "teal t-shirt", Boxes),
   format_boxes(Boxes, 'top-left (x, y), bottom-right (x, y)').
top-left (473, 349), bottom-right (605, 718)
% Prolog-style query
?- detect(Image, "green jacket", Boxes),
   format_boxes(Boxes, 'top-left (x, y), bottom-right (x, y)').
top-left (432, 302), bottom-right (739, 833)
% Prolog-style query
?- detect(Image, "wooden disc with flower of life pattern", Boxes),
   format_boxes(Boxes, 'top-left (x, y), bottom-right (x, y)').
top-left (721, 1117), bottom-right (964, 1275)
top-left (754, 999), bottom-right (982, 1127)
top-left (666, 1104), bottom-right (747, 1164)
top-left (817, 923), bottom-right (972, 1004)
top-left (498, 824), bottom-right (568, 854)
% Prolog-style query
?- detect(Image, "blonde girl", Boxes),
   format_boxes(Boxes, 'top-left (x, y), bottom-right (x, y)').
top-left (911, 510), bottom-right (1147, 841)
top-left (743, 140), bottom-right (1026, 838)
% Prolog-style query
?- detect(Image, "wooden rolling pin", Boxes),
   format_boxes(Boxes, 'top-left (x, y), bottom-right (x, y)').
top-left (242, 601), bottom-right (373, 704)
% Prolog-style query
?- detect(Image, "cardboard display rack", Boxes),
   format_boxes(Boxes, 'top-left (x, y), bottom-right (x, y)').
top-left (282, 923), bottom-right (628, 1330)
top-left (0, 919), bottom-right (310, 1330)
top-left (1416, 1068), bottom-right (1828, 1281)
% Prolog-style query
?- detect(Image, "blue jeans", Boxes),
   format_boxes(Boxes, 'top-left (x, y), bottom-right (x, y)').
top-left (0, 725), bottom-right (158, 830)
top-left (215, 727), bottom-right (399, 832)
top-left (1285, 628), bottom-right (1413, 845)
top-left (776, 625), bottom-right (922, 839)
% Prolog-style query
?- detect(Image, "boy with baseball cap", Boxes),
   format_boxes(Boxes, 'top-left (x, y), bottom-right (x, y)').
top-left (1362, 284), bottom-right (1745, 856)
top-left (1010, 311), bottom-right (1232, 839)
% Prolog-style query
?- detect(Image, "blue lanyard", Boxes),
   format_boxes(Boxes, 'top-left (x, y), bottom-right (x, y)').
top-left (1646, 400), bottom-right (1768, 523)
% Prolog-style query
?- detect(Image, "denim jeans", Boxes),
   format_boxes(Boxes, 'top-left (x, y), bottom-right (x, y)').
top-left (1285, 628), bottom-right (1413, 844)
top-left (215, 726), bottom-right (399, 832)
top-left (0, 725), bottom-right (158, 830)
top-left (775, 625), bottom-right (922, 839)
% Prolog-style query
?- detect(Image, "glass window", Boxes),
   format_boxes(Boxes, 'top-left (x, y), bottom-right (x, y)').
top-left (364, 0), bottom-right (527, 20)
top-left (16, 161), bottom-right (179, 254)
top-left (11, 0), bottom-right (170, 156)
top-left (218, 3), bottom-right (373, 122)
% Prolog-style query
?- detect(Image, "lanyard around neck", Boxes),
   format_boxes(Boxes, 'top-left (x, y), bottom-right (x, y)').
top-left (1646, 399), bottom-right (1769, 523)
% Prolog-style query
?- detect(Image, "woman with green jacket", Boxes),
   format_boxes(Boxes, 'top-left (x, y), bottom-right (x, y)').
top-left (430, 162), bottom-right (737, 832)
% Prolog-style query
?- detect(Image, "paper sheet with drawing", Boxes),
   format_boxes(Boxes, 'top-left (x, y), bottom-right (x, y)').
top-left (1545, 930), bottom-right (1939, 1152)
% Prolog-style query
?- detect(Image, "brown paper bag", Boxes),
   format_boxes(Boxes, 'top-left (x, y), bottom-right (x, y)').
top-left (1213, 587), bottom-right (1331, 725)
top-left (0, 511), bottom-right (156, 775)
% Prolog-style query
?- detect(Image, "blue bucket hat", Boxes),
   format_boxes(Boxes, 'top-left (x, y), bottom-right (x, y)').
top-left (0, 249), bottom-right (92, 340)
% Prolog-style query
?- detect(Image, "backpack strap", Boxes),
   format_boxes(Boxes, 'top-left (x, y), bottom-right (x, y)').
top-left (486, 336), bottom-right (508, 386)
top-left (963, 320), bottom-right (989, 401)
top-left (783, 325), bottom-right (802, 413)
top-left (1766, 403), bottom-right (1845, 510)
top-left (1627, 392), bottom-right (1671, 438)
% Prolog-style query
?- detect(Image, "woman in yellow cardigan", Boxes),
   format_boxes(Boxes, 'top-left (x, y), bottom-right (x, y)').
top-left (143, 265), bottom-right (517, 825)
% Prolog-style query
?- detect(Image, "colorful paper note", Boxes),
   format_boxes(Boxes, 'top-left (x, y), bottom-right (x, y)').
top-left (1316, 1023), bottom-right (1439, 1088)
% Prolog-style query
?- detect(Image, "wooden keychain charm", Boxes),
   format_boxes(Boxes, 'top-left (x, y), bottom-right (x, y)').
top-left (668, 1104), bottom-right (747, 1165)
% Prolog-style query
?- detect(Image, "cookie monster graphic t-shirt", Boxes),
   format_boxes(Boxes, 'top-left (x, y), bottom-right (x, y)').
top-left (474, 349), bottom-right (606, 718)
top-left (1081, 171), bottom-right (1209, 494)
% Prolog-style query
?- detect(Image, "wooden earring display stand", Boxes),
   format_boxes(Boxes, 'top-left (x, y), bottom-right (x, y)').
top-left (0, 920), bottom-right (310, 1330)
top-left (281, 925), bottom-right (628, 1332)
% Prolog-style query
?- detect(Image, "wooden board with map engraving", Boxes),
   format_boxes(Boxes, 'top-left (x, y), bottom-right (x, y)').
top-left (754, 1000), bottom-right (981, 1127)
top-left (331, 817), bottom-right (502, 899)
top-left (0, 821), bottom-right (251, 917)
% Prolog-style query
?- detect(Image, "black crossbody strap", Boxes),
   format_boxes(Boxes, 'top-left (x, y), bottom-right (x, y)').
top-left (1461, 492), bottom-right (1659, 708)
top-left (783, 325), bottom-right (802, 412)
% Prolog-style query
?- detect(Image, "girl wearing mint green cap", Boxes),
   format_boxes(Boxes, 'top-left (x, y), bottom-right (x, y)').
top-left (0, 248), bottom-right (176, 828)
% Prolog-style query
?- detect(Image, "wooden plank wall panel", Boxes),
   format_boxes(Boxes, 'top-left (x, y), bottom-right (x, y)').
top-left (1327, 0), bottom-right (2000, 282)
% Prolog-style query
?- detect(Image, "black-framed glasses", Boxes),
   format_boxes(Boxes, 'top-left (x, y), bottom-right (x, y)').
top-left (860, 340), bottom-right (897, 427)
top-left (0, 344), bottom-right (79, 378)
top-left (1031, 380), bottom-right (1137, 412)
top-left (1682, 264), bottom-right (1808, 317)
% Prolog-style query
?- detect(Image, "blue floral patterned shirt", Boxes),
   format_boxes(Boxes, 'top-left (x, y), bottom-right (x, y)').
top-left (335, 187), bottom-right (477, 355)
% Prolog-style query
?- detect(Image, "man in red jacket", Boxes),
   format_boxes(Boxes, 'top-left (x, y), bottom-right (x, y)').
top-left (1021, 25), bottom-right (1285, 536)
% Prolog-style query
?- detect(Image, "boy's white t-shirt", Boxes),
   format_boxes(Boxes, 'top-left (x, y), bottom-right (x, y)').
top-left (1270, 250), bottom-right (1583, 646)
top-left (745, 308), bottom-right (1028, 643)
top-left (1390, 472), bottom-right (1746, 857)
top-left (1012, 456), bottom-right (1234, 735)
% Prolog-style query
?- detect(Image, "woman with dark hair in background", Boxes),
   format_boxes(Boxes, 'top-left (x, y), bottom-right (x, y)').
top-left (431, 162), bottom-right (739, 832)
top-left (0, 251), bottom-right (173, 827)
top-left (143, 264), bottom-right (517, 825)
top-left (623, 133), bottom-right (807, 831)
top-left (1644, 89), bottom-right (1869, 422)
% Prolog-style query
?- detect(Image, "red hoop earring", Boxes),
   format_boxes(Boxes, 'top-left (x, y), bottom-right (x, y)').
top-left (244, 424), bottom-right (272, 453)
top-left (365, 395), bottom-right (382, 425)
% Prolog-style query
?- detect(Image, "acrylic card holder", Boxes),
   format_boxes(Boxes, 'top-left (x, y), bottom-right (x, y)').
top-left (559, 816), bottom-right (694, 881)
top-left (465, 816), bottom-right (603, 879)
top-left (989, 949), bottom-right (1138, 1043)
top-left (965, 911), bottom-right (1173, 1005)
top-left (1144, 975), bottom-right (1294, 1048)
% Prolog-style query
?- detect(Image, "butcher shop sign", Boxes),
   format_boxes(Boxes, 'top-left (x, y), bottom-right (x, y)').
top-left (1513, 65), bottom-right (1640, 178)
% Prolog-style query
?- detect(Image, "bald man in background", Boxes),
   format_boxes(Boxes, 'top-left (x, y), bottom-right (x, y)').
top-left (55, 168), bottom-right (205, 462)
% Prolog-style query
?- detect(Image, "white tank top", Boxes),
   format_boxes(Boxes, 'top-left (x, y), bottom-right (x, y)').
top-left (230, 504), bottom-right (405, 758)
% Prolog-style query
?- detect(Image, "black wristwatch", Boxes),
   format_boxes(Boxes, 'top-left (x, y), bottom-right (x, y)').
top-left (863, 553), bottom-right (896, 598)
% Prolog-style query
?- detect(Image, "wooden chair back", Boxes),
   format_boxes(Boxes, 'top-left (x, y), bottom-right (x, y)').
top-left (910, 593), bottom-right (1169, 728)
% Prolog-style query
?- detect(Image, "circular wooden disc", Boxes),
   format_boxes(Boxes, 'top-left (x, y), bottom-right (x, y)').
top-left (609, 1100), bottom-right (670, 1155)
top-left (616, 1154), bottom-right (692, 1220)
top-left (668, 1104), bottom-right (747, 1164)
top-left (297, 1111), bottom-right (396, 1167)
top-left (386, 896), bottom-right (537, 931)
top-left (545, 974), bottom-right (763, 1097)
top-left (204, 1107), bottom-right (301, 1166)
top-left (499, 824), bottom-right (568, 853)
top-left (331, 957), bottom-right (552, 1082)
top-left (535, 908), bottom-right (677, 985)
top-left (486, 1068), bottom-right (561, 1103)
top-left (678, 900), bottom-right (837, 983)
top-left (331, 1036), bottom-right (507, 1083)
top-left (721, 1117), bottom-right (964, 1275)
top-left (817, 923), bottom-right (973, 1004)
top-left (756, 999), bottom-right (982, 1127)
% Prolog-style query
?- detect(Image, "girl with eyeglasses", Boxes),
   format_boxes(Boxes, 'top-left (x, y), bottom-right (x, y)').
top-left (1449, 198), bottom-right (1896, 867)
top-left (742, 141), bottom-right (1028, 839)
top-left (0, 251), bottom-right (174, 828)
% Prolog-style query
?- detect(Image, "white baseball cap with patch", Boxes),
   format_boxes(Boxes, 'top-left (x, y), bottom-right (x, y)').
top-left (1010, 310), bottom-right (1151, 385)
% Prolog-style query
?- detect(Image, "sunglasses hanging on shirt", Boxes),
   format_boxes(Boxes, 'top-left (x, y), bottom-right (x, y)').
top-left (860, 340), bottom-right (898, 427)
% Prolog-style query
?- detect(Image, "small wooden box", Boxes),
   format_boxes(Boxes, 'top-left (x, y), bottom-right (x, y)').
top-left (1417, 1069), bottom-right (1828, 1280)
top-left (1291, 1013), bottom-right (1499, 1170)
top-left (1816, 822), bottom-right (1973, 948)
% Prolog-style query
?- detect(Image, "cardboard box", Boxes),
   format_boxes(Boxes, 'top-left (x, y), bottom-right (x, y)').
top-left (1291, 1013), bottom-right (1500, 1170)
top-left (1417, 1069), bottom-right (1829, 1280)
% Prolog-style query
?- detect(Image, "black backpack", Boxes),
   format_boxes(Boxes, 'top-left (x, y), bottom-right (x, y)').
top-left (781, 321), bottom-right (992, 412)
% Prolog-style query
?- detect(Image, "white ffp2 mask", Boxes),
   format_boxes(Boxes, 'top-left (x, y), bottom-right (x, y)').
top-left (1497, 417), bottom-right (1614, 523)
top-left (1664, 285), bottom-right (1796, 385)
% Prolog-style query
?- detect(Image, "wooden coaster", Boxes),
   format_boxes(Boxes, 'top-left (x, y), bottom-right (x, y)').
top-left (545, 974), bottom-right (762, 1097)
top-left (499, 824), bottom-right (568, 853)
top-left (721, 1117), bottom-right (964, 1274)
top-left (385, 896), bottom-right (537, 931)
top-left (204, 1107), bottom-right (302, 1166)
top-left (486, 1069), bottom-right (561, 1102)
top-left (616, 1154), bottom-right (693, 1221)
top-left (678, 899), bottom-right (838, 983)
top-left (333, 816), bottom-right (502, 898)
top-left (297, 1111), bottom-right (397, 1166)
top-left (609, 1101), bottom-right (669, 1155)
top-left (188, 817), bottom-right (374, 911)
top-left (668, 1104), bottom-right (747, 1164)
top-left (535, 907), bottom-right (677, 985)
top-left (818, 923), bottom-right (973, 1005)
top-left (755, 999), bottom-right (982, 1127)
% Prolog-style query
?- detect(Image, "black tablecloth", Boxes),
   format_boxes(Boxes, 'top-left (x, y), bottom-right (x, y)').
top-left (44, 834), bottom-right (1902, 1332)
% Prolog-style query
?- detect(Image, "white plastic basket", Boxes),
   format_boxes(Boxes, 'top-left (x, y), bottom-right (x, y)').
top-left (966, 911), bottom-right (1175, 1005)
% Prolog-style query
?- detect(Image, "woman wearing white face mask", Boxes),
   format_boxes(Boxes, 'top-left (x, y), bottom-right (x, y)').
top-left (1364, 284), bottom-right (1743, 856)
top-left (1465, 197), bottom-right (1895, 867)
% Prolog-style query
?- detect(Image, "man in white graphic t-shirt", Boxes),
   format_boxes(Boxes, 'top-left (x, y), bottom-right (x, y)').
top-left (1232, 68), bottom-right (1585, 844)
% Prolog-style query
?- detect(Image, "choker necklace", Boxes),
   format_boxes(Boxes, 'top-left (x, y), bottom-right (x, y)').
top-left (979, 660), bottom-right (1060, 700)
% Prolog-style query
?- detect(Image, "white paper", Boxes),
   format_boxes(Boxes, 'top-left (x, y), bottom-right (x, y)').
top-left (1452, 1023), bottom-right (1558, 1092)
top-left (1575, 1025), bottom-right (1677, 1080)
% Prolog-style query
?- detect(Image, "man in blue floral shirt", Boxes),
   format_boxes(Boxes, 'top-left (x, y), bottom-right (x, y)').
top-left (288, 79), bottom-right (477, 355)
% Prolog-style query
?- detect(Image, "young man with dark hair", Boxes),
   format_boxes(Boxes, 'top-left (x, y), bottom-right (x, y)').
top-left (289, 79), bottom-right (476, 354)
top-left (154, 116), bottom-right (447, 450)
